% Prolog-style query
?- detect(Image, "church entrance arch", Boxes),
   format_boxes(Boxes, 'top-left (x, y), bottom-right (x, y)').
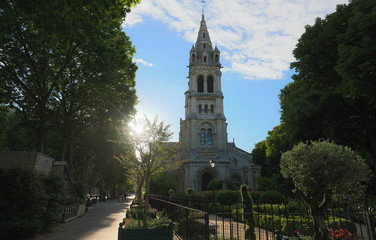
top-left (201, 173), bottom-right (212, 191)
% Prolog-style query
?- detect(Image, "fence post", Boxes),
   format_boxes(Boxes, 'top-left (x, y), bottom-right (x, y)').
top-left (205, 210), bottom-right (210, 240)
top-left (365, 207), bottom-right (376, 240)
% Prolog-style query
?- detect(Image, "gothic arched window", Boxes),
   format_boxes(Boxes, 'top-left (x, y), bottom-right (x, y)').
top-left (210, 104), bottom-right (214, 113)
top-left (207, 76), bottom-right (213, 92)
top-left (192, 54), bottom-right (196, 62)
top-left (203, 56), bottom-right (207, 62)
top-left (200, 129), bottom-right (206, 145)
top-left (197, 76), bottom-right (204, 92)
top-left (215, 54), bottom-right (219, 63)
top-left (207, 129), bottom-right (213, 145)
top-left (204, 104), bottom-right (208, 113)
top-left (198, 104), bottom-right (202, 113)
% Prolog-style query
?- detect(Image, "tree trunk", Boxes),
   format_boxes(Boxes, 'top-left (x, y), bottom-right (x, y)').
top-left (143, 171), bottom-right (151, 229)
top-left (36, 102), bottom-right (48, 153)
top-left (58, 141), bottom-right (67, 162)
top-left (309, 204), bottom-right (329, 240)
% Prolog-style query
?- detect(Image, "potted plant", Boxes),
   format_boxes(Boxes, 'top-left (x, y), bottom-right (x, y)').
top-left (118, 210), bottom-right (176, 240)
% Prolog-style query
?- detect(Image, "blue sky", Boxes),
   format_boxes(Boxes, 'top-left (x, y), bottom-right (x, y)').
top-left (122, 0), bottom-right (348, 152)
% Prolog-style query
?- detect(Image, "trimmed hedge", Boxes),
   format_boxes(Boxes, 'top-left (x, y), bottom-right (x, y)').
top-left (260, 191), bottom-right (284, 204)
top-left (232, 209), bottom-right (356, 237)
top-left (216, 190), bottom-right (240, 205)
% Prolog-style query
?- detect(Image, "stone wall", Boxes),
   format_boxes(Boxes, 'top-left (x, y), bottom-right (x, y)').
top-left (0, 151), bottom-right (54, 174)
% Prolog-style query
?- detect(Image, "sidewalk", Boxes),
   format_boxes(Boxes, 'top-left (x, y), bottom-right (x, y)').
top-left (34, 194), bottom-right (135, 240)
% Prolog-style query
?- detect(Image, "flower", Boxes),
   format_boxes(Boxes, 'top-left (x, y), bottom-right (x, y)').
top-left (328, 229), bottom-right (358, 240)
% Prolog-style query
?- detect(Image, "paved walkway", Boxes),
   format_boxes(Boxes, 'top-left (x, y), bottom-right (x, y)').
top-left (34, 194), bottom-right (135, 240)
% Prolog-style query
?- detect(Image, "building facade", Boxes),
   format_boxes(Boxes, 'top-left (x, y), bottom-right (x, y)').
top-left (178, 15), bottom-right (261, 192)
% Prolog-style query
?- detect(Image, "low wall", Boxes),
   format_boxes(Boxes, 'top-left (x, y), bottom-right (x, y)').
top-left (0, 151), bottom-right (54, 174)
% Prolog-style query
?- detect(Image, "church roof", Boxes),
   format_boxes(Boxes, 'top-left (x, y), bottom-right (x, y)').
top-left (194, 14), bottom-right (213, 53)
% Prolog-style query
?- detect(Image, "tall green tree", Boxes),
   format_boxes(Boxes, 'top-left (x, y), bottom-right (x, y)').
top-left (281, 140), bottom-right (371, 240)
top-left (0, 0), bottom-right (139, 152)
top-left (282, 0), bottom-right (376, 181)
top-left (116, 116), bottom-right (182, 228)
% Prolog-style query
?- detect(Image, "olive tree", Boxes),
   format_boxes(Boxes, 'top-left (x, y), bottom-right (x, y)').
top-left (281, 140), bottom-right (371, 240)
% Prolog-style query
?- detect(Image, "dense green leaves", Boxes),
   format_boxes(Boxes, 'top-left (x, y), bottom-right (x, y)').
top-left (281, 140), bottom-right (371, 240)
top-left (280, 0), bottom-right (376, 187)
top-left (0, 0), bottom-right (139, 152)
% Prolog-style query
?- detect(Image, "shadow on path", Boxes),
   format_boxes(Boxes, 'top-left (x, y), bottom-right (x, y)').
top-left (34, 195), bottom-right (135, 240)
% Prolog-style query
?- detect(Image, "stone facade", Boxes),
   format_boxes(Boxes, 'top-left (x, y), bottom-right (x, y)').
top-left (178, 15), bottom-right (261, 192)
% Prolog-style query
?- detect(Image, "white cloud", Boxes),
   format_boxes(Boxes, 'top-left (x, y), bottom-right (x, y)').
top-left (134, 58), bottom-right (155, 67)
top-left (125, 0), bottom-right (348, 80)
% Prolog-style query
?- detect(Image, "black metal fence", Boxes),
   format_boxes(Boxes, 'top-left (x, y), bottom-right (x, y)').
top-left (149, 195), bottom-right (376, 240)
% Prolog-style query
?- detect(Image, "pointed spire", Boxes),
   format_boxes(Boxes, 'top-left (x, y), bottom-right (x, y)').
top-left (195, 13), bottom-right (212, 46)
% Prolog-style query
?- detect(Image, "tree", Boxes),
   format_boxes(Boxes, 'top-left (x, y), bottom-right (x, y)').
top-left (251, 140), bottom-right (267, 176)
top-left (116, 116), bottom-right (182, 227)
top-left (283, 0), bottom-right (376, 188)
top-left (0, 0), bottom-right (139, 152)
top-left (281, 140), bottom-right (371, 240)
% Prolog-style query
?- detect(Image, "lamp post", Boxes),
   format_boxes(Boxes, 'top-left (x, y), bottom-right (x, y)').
top-left (209, 159), bottom-right (215, 202)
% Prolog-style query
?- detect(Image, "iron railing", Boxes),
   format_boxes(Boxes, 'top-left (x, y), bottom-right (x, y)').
top-left (149, 195), bottom-right (376, 240)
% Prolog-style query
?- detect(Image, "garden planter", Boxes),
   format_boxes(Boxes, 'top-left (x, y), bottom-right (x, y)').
top-left (118, 225), bottom-right (173, 240)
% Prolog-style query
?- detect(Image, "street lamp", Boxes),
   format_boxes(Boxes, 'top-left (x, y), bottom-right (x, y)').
top-left (209, 160), bottom-right (215, 202)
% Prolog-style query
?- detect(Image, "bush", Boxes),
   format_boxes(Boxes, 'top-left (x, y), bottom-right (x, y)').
top-left (149, 172), bottom-right (178, 195)
top-left (260, 191), bottom-right (284, 204)
top-left (0, 167), bottom-right (69, 239)
top-left (216, 190), bottom-right (240, 205)
top-left (194, 190), bottom-right (216, 201)
top-left (186, 188), bottom-right (194, 197)
top-left (207, 178), bottom-right (236, 190)
top-left (249, 191), bottom-right (264, 202)
top-left (207, 178), bottom-right (223, 190)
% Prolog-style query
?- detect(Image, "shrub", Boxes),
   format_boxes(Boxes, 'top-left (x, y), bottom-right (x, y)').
top-left (0, 168), bottom-right (69, 239)
top-left (41, 172), bottom-right (70, 225)
top-left (207, 178), bottom-right (223, 190)
top-left (249, 191), bottom-right (264, 202)
top-left (241, 185), bottom-right (256, 240)
top-left (194, 190), bottom-right (214, 200)
top-left (149, 172), bottom-right (178, 195)
top-left (169, 189), bottom-right (175, 196)
top-left (186, 188), bottom-right (194, 197)
top-left (260, 191), bottom-right (284, 204)
top-left (207, 178), bottom-right (237, 190)
top-left (225, 179), bottom-right (236, 190)
top-left (216, 190), bottom-right (240, 205)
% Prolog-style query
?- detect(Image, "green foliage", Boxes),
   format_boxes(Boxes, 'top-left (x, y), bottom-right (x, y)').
top-left (207, 178), bottom-right (223, 190)
top-left (207, 178), bottom-right (236, 190)
top-left (249, 191), bottom-right (264, 202)
top-left (194, 190), bottom-right (213, 200)
top-left (251, 140), bottom-right (267, 175)
top-left (0, 0), bottom-right (140, 153)
top-left (260, 191), bottom-right (285, 204)
top-left (168, 189), bottom-right (175, 196)
top-left (186, 188), bottom-right (194, 197)
top-left (126, 207), bottom-right (157, 220)
top-left (281, 140), bottom-right (371, 240)
top-left (216, 190), bottom-right (240, 205)
top-left (282, 0), bottom-right (376, 193)
top-left (256, 175), bottom-right (283, 192)
top-left (41, 172), bottom-right (70, 225)
top-left (281, 140), bottom-right (371, 202)
top-left (0, 168), bottom-right (69, 239)
top-left (240, 185), bottom-right (256, 240)
top-left (149, 172), bottom-right (178, 195)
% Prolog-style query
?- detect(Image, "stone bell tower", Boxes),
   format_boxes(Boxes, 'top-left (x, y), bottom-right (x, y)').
top-left (179, 14), bottom-right (230, 191)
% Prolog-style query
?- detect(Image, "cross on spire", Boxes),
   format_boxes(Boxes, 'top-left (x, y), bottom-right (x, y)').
top-left (201, 0), bottom-right (205, 16)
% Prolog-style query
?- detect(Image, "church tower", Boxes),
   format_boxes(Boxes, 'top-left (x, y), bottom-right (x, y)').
top-left (179, 14), bottom-right (230, 191)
